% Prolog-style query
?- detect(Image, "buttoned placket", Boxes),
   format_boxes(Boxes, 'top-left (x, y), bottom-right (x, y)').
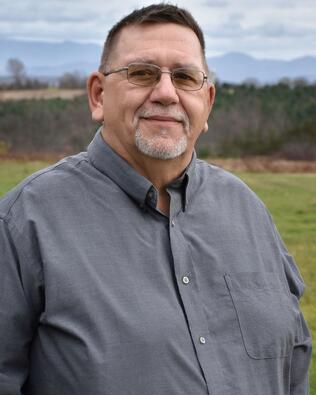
top-left (167, 188), bottom-right (224, 395)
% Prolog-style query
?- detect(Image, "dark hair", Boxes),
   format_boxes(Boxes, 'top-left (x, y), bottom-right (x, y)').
top-left (98, 3), bottom-right (207, 72)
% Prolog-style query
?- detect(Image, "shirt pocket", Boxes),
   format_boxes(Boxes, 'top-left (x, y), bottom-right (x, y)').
top-left (224, 271), bottom-right (297, 359)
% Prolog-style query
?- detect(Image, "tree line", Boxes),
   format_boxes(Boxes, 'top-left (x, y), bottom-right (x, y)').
top-left (0, 80), bottom-right (315, 160)
top-left (202, 81), bottom-right (316, 159)
top-left (1, 58), bottom-right (86, 89)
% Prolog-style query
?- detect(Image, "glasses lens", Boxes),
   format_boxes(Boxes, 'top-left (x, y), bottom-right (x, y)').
top-left (172, 68), bottom-right (204, 91)
top-left (127, 64), bottom-right (158, 86)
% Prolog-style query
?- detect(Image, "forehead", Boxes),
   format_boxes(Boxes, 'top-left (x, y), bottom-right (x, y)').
top-left (109, 23), bottom-right (205, 68)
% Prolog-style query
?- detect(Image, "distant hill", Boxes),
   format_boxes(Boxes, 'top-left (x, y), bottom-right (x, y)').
top-left (208, 52), bottom-right (316, 84)
top-left (0, 39), bottom-right (100, 77)
top-left (1, 39), bottom-right (316, 84)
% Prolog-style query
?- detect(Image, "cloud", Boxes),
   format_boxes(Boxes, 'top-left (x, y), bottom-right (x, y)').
top-left (0, 0), bottom-right (315, 59)
top-left (200, 0), bottom-right (228, 6)
top-left (254, 23), bottom-right (316, 38)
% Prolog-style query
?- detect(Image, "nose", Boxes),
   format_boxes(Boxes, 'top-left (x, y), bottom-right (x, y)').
top-left (149, 71), bottom-right (179, 106)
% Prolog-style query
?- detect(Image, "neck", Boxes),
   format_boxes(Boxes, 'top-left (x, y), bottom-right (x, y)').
top-left (101, 130), bottom-right (192, 215)
top-left (135, 155), bottom-right (188, 188)
top-left (102, 129), bottom-right (192, 188)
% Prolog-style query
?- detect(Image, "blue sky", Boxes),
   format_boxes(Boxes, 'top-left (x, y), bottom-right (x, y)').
top-left (1, 0), bottom-right (315, 59)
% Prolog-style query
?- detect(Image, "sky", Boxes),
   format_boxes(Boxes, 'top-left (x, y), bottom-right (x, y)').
top-left (1, 0), bottom-right (316, 60)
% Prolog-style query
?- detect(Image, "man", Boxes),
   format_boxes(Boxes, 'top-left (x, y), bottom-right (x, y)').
top-left (0, 4), bottom-right (311, 395)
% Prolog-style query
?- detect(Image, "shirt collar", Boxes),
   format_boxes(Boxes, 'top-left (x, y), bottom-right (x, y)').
top-left (183, 150), bottom-right (197, 209)
top-left (87, 129), bottom-right (153, 206)
top-left (87, 128), bottom-right (197, 211)
top-left (167, 152), bottom-right (197, 212)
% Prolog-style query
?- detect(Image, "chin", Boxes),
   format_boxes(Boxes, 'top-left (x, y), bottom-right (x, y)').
top-left (135, 130), bottom-right (187, 160)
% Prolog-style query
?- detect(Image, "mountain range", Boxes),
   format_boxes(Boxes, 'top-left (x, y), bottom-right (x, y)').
top-left (1, 39), bottom-right (315, 84)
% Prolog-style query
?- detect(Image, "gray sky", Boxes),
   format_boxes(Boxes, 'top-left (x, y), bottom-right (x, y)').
top-left (1, 0), bottom-right (315, 59)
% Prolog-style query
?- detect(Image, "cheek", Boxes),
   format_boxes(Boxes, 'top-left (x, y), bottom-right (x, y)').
top-left (121, 92), bottom-right (149, 123)
top-left (103, 97), bottom-right (131, 127)
top-left (103, 104), bottom-right (119, 126)
top-left (184, 97), bottom-right (209, 131)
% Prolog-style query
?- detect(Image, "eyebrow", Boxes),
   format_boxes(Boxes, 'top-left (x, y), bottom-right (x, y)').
top-left (125, 57), bottom-right (200, 70)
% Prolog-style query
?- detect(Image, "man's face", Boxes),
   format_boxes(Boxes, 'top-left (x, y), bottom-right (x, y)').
top-left (100, 23), bottom-right (214, 161)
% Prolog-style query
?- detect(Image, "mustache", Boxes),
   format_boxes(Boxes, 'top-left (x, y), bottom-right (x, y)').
top-left (136, 106), bottom-right (189, 125)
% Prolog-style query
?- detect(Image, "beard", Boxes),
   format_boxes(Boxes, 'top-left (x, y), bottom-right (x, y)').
top-left (133, 105), bottom-right (190, 160)
top-left (135, 128), bottom-right (188, 160)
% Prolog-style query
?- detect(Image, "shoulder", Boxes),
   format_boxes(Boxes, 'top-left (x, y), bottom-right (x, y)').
top-left (192, 159), bottom-right (273, 230)
top-left (195, 158), bottom-right (242, 183)
top-left (195, 158), bottom-right (261, 202)
top-left (0, 152), bottom-right (88, 222)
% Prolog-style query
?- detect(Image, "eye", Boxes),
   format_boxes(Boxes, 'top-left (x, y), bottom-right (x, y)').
top-left (173, 69), bottom-right (198, 82)
top-left (128, 65), bottom-right (156, 78)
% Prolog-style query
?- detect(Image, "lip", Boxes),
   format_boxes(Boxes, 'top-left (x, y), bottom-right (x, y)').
top-left (142, 116), bottom-right (181, 123)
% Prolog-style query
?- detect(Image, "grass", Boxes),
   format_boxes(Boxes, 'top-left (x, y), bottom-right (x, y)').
top-left (1, 159), bottom-right (315, 392)
top-left (0, 159), bottom-right (50, 196)
top-left (237, 172), bottom-right (316, 393)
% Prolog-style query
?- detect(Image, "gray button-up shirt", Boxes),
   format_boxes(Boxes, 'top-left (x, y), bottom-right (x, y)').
top-left (0, 130), bottom-right (312, 395)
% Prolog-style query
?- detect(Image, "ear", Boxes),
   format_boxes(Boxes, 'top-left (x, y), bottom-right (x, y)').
top-left (202, 121), bottom-right (209, 133)
top-left (207, 83), bottom-right (216, 114)
top-left (87, 72), bottom-right (105, 123)
top-left (202, 83), bottom-right (216, 133)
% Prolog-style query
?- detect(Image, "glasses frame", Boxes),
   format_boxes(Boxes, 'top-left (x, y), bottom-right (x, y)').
top-left (102, 63), bottom-right (208, 91)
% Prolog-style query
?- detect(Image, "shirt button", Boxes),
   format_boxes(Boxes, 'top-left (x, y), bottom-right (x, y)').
top-left (182, 276), bottom-right (190, 284)
top-left (199, 336), bottom-right (206, 344)
top-left (171, 220), bottom-right (175, 227)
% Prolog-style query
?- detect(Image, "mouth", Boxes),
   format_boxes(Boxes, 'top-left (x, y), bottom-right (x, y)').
top-left (141, 115), bottom-right (182, 123)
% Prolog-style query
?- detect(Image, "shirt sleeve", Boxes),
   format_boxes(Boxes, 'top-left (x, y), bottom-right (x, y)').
top-left (0, 218), bottom-right (43, 394)
top-left (273, 224), bottom-right (312, 395)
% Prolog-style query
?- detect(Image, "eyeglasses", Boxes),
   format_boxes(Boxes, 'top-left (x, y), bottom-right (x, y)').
top-left (103, 63), bottom-right (208, 91)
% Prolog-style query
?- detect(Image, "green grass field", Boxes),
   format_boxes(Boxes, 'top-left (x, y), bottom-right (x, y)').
top-left (1, 159), bottom-right (315, 392)
top-left (239, 172), bottom-right (316, 393)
